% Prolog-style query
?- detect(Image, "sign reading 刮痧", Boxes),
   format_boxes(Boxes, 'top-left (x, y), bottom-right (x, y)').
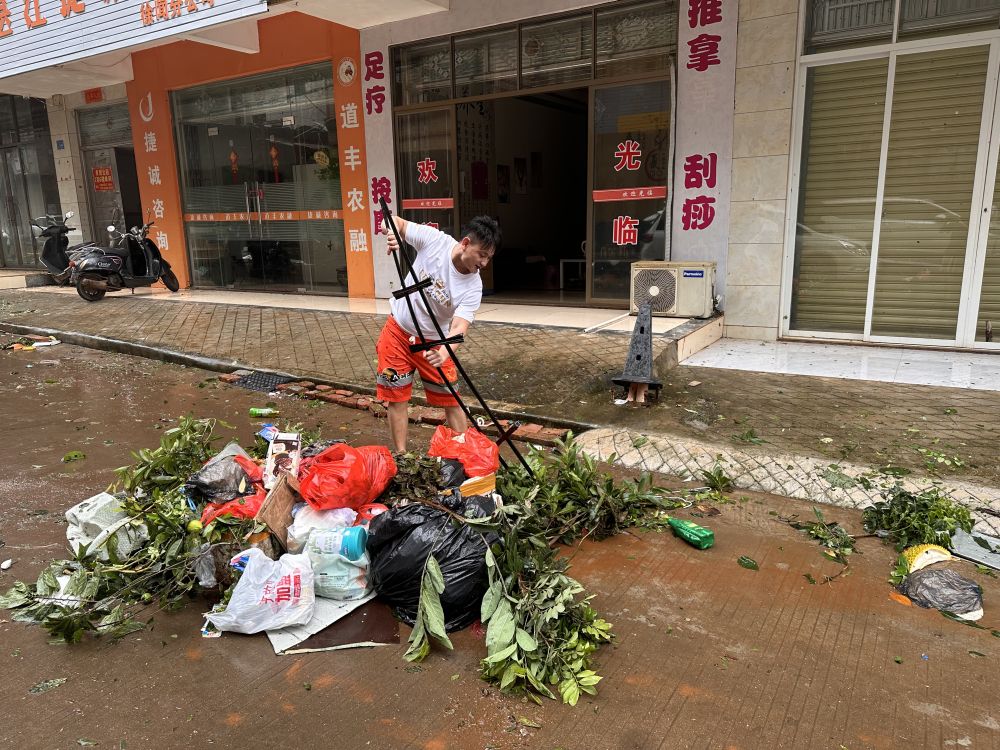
top-left (0, 0), bottom-right (267, 80)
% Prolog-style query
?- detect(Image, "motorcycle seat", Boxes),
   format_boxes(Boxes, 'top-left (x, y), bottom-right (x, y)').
top-left (99, 246), bottom-right (129, 258)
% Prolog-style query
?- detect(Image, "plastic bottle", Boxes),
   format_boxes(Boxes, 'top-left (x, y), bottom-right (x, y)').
top-left (249, 407), bottom-right (279, 417)
top-left (667, 517), bottom-right (715, 549)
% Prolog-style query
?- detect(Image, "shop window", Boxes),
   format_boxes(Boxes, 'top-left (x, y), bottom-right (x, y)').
top-left (596, 1), bottom-right (676, 78)
top-left (393, 41), bottom-right (453, 106)
top-left (520, 15), bottom-right (594, 88)
top-left (454, 29), bottom-right (517, 98)
top-left (899, 0), bottom-right (1000, 37)
top-left (805, 0), bottom-right (895, 52)
top-left (791, 59), bottom-right (888, 333)
top-left (870, 45), bottom-right (989, 339)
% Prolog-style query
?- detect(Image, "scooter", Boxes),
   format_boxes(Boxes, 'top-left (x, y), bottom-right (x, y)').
top-left (70, 213), bottom-right (179, 302)
top-left (34, 211), bottom-right (96, 286)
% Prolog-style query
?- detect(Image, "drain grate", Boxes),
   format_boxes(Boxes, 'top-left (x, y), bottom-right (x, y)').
top-left (234, 371), bottom-right (294, 393)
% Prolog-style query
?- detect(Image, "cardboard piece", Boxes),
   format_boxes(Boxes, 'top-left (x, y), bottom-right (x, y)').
top-left (266, 592), bottom-right (380, 654)
top-left (264, 432), bottom-right (302, 490)
top-left (288, 600), bottom-right (399, 653)
top-left (255, 474), bottom-right (298, 551)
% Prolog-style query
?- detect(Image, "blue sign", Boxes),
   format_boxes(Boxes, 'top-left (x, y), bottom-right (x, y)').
top-left (56, 139), bottom-right (65, 150)
top-left (682, 269), bottom-right (705, 278)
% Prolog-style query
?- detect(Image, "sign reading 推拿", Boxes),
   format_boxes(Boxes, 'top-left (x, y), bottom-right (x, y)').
top-left (0, 0), bottom-right (267, 81)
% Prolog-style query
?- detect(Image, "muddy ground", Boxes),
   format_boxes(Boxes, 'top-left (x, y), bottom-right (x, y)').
top-left (2, 343), bottom-right (999, 749)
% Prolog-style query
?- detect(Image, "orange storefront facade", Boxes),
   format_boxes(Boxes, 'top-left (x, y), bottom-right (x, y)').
top-left (126, 12), bottom-right (376, 297)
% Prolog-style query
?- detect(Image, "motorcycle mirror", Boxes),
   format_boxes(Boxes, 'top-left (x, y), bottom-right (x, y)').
top-left (64, 210), bottom-right (75, 219)
top-left (107, 225), bottom-right (117, 233)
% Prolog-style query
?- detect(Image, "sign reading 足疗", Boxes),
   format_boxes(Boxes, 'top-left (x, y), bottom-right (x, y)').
top-left (0, 0), bottom-right (267, 80)
top-left (671, 0), bottom-right (738, 296)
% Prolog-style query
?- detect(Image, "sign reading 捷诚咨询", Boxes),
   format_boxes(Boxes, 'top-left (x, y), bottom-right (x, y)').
top-left (0, 0), bottom-right (267, 80)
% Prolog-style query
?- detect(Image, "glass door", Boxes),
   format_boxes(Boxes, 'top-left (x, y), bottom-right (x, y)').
top-left (588, 79), bottom-right (671, 305)
top-left (394, 108), bottom-right (457, 238)
top-left (0, 147), bottom-right (38, 267)
top-left (174, 63), bottom-right (345, 294)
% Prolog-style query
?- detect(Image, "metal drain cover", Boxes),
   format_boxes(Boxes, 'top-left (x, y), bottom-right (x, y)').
top-left (233, 371), bottom-right (294, 393)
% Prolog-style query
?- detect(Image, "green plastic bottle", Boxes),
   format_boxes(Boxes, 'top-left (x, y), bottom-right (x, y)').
top-left (668, 517), bottom-right (715, 549)
top-left (249, 407), bottom-right (280, 418)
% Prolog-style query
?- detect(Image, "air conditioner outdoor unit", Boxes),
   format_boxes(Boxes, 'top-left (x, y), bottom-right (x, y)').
top-left (629, 261), bottom-right (716, 318)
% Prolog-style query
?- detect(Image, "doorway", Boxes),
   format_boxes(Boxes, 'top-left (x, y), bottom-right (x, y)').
top-left (461, 91), bottom-right (588, 303)
top-left (79, 103), bottom-right (143, 241)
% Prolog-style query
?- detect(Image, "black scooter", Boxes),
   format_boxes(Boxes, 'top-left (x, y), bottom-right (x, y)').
top-left (35, 211), bottom-right (96, 286)
top-left (41, 211), bottom-right (180, 302)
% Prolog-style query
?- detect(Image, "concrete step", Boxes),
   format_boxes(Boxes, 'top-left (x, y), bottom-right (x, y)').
top-left (0, 270), bottom-right (53, 290)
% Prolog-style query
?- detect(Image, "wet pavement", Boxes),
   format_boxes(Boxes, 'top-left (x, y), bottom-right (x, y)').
top-left (2, 289), bottom-right (999, 491)
top-left (3, 342), bottom-right (1000, 749)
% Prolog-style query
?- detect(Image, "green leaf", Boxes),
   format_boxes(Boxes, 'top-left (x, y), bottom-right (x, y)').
top-left (486, 599), bottom-right (516, 654)
top-left (62, 451), bottom-right (86, 463)
top-left (481, 582), bottom-right (502, 622)
top-left (737, 555), bottom-right (759, 571)
top-left (29, 677), bottom-right (67, 694)
top-left (0, 581), bottom-right (31, 609)
top-left (515, 628), bottom-right (538, 652)
top-left (425, 555), bottom-right (446, 594)
top-left (77, 740), bottom-right (99, 747)
top-left (559, 679), bottom-right (581, 706)
top-left (482, 643), bottom-right (518, 664)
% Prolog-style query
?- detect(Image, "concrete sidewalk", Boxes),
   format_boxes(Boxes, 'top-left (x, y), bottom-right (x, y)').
top-left (3, 287), bottom-right (999, 508)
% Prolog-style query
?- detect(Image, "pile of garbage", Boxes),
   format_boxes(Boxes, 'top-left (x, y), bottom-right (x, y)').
top-left (1, 415), bottom-right (687, 704)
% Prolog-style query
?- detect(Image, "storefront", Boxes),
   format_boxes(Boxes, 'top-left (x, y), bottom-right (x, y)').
top-left (786, 0), bottom-right (1000, 348)
top-left (0, 95), bottom-right (61, 269)
top-left (78, 102), bottom-right (142, 241)
top-left (386, 1), bottom-right (675, 306)
top-left (124, 11), bottom-right (375, 295)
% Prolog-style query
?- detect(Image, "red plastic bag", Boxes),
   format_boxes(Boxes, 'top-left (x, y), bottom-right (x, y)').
top-left (298, 444), bottom-right (397, 510)
top-left (201, 487), bottom-right (267, 526)
top-left (233, 454), bottom-right (264, 484)
top-left (428, 426), bottom-right (499, 478)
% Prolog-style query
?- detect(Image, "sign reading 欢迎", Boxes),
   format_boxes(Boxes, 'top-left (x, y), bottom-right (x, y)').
top-left (0, 0), bottom-right (267, 80)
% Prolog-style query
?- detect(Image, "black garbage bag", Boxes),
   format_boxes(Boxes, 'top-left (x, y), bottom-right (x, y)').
top-left (367, 495), bottom-right (497, 631)
top-left (900, 568), bottom-right (984, 620)
top-left (185, 443), bottom-right (254, 502)
top-left (438, 459), bottom-right (467, 490)
top-left (302, 439), bottom-right (346, 458)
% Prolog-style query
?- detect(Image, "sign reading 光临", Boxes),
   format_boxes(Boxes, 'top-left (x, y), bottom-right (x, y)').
top-left (0, 0), bottom-right (267, 80)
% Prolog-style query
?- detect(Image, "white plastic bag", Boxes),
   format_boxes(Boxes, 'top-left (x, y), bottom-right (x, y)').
top-left (286, 505), bottom-right (357, 553)
top-left (306, 529), bottom-right (371, 600)
top-left (205, 549), bottom-right (315, 634)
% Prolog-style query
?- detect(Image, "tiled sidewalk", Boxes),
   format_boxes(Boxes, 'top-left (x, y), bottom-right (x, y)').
top-left (3, 288), bottom-right (999, 493)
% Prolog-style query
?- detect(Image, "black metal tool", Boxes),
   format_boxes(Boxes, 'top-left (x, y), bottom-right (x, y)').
top-left (378, 196), bottom-right (535, 478)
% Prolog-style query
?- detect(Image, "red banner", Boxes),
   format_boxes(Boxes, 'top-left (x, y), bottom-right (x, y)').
top-left (592, 186), bottom-right (667, 203)
top-left (400, 198), bottom-right (454, 210)
top-left (92, 167), bottom-right (114, 192)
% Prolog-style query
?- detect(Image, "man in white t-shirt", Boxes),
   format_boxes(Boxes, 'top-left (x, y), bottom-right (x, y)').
top-left (376, 215), bottom-right (500, 452)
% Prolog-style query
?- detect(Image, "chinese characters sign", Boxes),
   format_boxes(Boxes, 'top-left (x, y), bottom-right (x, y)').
top-left (672, 0), bottom-right (737, 289)
top-left (91, 166), bottom-right (114, 192)
top-left (0, 0), bottom-right (266, 79)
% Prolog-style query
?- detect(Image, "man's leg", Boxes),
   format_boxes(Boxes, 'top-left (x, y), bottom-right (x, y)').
top-left (388, 401), bottom-right (410, 453)
top-left (375, 319), bottom-right (415, 452)
top-left (444, 405), bottom-right (466, 435)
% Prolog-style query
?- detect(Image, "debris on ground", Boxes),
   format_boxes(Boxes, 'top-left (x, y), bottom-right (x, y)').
top-left (0, 415), bottom-right (697, 706)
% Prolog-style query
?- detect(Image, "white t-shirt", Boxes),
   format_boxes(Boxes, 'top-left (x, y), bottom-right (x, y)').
top-left (390, 222), bottom-right (483, 338)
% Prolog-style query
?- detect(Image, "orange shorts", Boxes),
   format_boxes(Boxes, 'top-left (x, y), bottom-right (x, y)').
top-left (376, 316), bottom-right (460, 407)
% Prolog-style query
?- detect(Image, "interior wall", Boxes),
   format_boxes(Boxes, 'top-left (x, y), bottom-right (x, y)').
top-left (488, 95), bottom-right (587, 292)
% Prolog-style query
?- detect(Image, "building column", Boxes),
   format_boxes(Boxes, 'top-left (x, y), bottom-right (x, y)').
top-left (45, 96), bottom-right (89, 246)
top-left (725, 0), bottom-right (798, 341)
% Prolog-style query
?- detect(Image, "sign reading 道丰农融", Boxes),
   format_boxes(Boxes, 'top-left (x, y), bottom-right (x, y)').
top-left (0, 0), bottom-right (267, 80)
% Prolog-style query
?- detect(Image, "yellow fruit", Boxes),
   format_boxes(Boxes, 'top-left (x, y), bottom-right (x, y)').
top-left (187, 520), bottom-right (203, 534)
